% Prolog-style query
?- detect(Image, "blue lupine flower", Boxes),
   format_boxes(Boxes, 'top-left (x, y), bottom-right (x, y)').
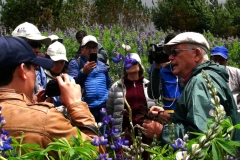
top-left (102, 115), bottom-right (114, 126)
top-left (99, 136), bottom-right (108, 146)
top-left (100, 108), bottom-right (107, 115)
top-left (91, 137), bottom-right (100, 146)
top-left (97, 153), bottom-right (112, 160)
top-left (171, 138), bottom-right (187, 151)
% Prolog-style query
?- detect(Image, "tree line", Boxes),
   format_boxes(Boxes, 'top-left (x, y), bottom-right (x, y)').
top-left (0, 0), bottom-right (240, 37)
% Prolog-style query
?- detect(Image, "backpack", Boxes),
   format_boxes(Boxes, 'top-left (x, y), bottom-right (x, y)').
top-left (160, 64), bottom-right (182, 113)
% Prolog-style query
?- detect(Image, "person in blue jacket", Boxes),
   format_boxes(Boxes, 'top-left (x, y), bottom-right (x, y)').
top-left (74, 35), bottom-right (112, 127)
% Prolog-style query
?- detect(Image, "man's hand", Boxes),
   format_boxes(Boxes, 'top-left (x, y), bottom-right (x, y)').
top-left (56, 74), bottom-right (81, 107)
top-left (82, 61), bottom-right (96, 74)
top-left (142, 119), bottom-right (163, 139)
top-left (32, 90), bottom-right (53, 104)
top-left (150, 106), bottom-right (171, 121)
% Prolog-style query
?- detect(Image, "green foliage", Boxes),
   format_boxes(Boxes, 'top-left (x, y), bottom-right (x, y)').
top-left (151, 0), bottom-right (214, 33)
top-left (4, 129), bottom-right (98, 160)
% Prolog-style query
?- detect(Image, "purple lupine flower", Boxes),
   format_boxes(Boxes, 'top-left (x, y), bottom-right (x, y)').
top-left (102, 115), bottom-right (114, 126)
top-left (171, 138), bottom-right (187, 151)
top-left (100, 108), bottom-right (107, 115)
top-left (97, 153), bottom-right (112, 160)
top-left (0, 106), bottom-right (13, 151)
top-left (106, 126), bottom-right (119, 137)
top-left (91, 137), bottom-right (100, 146)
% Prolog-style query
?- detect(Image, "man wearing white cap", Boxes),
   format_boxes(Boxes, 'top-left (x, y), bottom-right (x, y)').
top-left (74, 35), bottom-right (111, 133)
top-left (35, 41), bottom-right (69, 113)
top-left (146, 32), bottom-right (240, 143)
top-left (12, 22), bottom-right (52, 94)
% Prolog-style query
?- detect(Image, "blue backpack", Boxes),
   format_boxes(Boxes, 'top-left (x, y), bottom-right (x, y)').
top-left (160, 64), bottom-right (182, 113)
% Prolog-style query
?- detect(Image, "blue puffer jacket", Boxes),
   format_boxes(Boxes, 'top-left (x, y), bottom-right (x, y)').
top-left (74, 56), bottom-right (111, 108)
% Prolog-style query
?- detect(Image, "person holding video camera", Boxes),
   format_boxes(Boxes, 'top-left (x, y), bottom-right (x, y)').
top-left (34, 41), bottom-right (69, 115)
top-left (0, 36), bottom-right (102, 158)
top-left (74, 35), bottom-right (111, 131)
top-left (147, 33), bottom-right (183, 114)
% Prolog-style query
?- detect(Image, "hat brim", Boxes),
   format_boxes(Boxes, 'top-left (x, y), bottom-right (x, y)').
top-left (50, 55), bottom-right (68, 62)
top-left (26, 35), bottom-right (51, 46)
top-left (31, 57), bottom-right (54, 69)
top-left (211, 53), bottom-right (228, 59)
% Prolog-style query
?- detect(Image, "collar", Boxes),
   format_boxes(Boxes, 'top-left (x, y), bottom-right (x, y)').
top-left (0, 88), bottom-right (32, 104)
top-left (183, 71), bottom-right (192, 84)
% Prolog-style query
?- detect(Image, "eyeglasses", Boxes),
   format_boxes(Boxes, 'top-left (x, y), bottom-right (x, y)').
top-left (169, 49), bottom-right (195, 57)
top-left (85, 45), bottom-right (98, 50)
top-left (28, 41), bottom-right (42, 49)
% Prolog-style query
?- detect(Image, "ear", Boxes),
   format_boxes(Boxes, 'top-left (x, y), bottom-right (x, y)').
top-left (194, 48), bottom-right (203, 62)
top-left (17, 63), bottom-right (28, 80)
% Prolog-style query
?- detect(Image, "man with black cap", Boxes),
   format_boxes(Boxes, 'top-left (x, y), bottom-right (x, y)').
top-left (211, 46), bottom-right (240, 113)
top-left (143, 32), bottom-right (240, 144)
top-left (0, 36), bottom-right (101, 157)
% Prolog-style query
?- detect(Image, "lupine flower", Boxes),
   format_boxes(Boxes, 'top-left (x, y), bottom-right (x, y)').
top-left (175, 151), bottom-right (188, 160)
top-left (102, 115), bottom-right (114, 126)
top-left (171, 138), bottom-right (187, 151)
top-left (100, 108), bottom-right (107, 115)
top-left (97, 153), bottom-right (112, 160)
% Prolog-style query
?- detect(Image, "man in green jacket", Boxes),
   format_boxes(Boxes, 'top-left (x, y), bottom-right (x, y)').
top-left (143, 32), bottom-right (240, 143)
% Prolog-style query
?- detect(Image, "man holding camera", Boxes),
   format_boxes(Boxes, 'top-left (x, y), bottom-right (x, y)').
top-left (74, 35), bottom-right (111, 132)
top-left (0, 36), bottom-right (101, 158)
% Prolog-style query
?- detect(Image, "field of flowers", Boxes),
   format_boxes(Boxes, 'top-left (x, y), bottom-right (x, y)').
top-left (1, 25), bottom-right (240, 159)
top-left (41, 25), bottom-right (240, 81)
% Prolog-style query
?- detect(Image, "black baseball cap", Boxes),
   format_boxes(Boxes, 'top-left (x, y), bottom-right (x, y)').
top-left (0, 36), bottom-right (54, 69)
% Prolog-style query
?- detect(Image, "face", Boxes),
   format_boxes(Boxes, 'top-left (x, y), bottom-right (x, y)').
top-left (27, 41), bottom-right (42, 55)
top-left (50, 60), bottom-right (66, 75)
top-left (81, 42), bottom-right (98, 59)
top-left (210, 55), bottom-right (227, 66)
top-left (168, 44), bottom-right (198, 78)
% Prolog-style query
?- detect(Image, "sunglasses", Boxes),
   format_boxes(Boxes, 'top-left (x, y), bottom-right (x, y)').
top-left (169, 49), bottom-right (195, 56)
top-left (85, 45), bottom-right (98, 50)
top-left (28, 41), bottom-right (42, 49)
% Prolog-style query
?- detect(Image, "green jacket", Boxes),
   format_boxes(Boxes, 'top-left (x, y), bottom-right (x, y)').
top-left (161, 61), bottom-right (240, 144)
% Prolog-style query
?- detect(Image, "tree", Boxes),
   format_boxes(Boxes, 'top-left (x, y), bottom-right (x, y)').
top-left (0, 0), bottom-right (63, 31)
top-left (224, 0), bottom-right (240, 36)
top-left (94, 0), bottom-right (151, 31)
top-left (151, 0), bottom-right (214, 33)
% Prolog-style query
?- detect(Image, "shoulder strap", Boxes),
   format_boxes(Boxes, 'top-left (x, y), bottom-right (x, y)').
top-left (75, 57), bottom-right (84, 70)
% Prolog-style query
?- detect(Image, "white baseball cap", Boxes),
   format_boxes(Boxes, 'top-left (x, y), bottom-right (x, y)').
top-left (164, 32), bottom-right (210, 54)
top-left (46, 41), bottom-right (68, 62)
top-left (128, 53), bottom-right (144, 71)
top-left (12, 22), bottom-right (51, 46)
top-left (48, 35), bottom-right (59, 42)
top-left (81, 35), bottom-right (98, 46)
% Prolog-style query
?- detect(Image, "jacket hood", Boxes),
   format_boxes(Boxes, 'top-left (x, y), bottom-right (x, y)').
top-left (191, 60), bottom-right (228, 82)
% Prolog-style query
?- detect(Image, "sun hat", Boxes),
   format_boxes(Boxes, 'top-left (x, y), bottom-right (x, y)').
top-left (210, 46), bottom-right (228, 59)
top-left (11, 22), bottom-right (51, 46)
top-left (81, 35), bottom-right (98, 46)
top-left (164, 32), bottom-right (210, 54)
top-left (46, 41), bottom-right (68, 62)
top-left (125, 53), bottom-right (144, 71)
top-left (48, 35), bottom-right (59, 42)
top-left (0, 36), bottom-right (54, 69)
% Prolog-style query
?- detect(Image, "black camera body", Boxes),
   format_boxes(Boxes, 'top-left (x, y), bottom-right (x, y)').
top-left (148, 43), bottom-right (169, 64)
top-left (45, 79), bottom-right (61, 97)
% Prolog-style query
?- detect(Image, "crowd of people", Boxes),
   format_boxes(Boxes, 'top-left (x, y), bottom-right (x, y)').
top-left (0, 22), bottom-right (240, 159)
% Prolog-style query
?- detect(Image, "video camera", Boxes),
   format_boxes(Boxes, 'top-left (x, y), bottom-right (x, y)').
top-left (148, 43), bottom-right (169, 64)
